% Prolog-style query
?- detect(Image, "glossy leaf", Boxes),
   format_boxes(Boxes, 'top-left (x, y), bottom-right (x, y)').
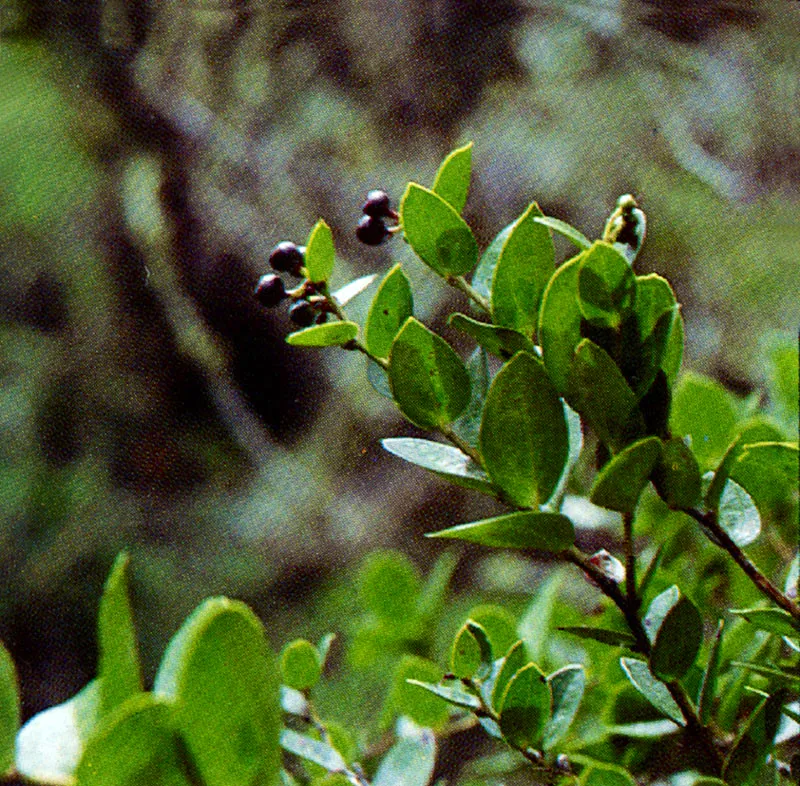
top-left (384, 656), bottom-right (449, 730)
top-left (577, 242), bottom-right (636, 329)
top-left (557, 626), bottom-right (637, 648)
top-left (538, 253), bottom-right (585, 395)
top-left (428, 511), bottom-right (574, 552)
top-left (153, 597), bottom-right (281, 786)
top-left (451, 347), bottom-right (489, 447)
top-left (432, 142), bottom-right (473, 213)
top-left (670, 372), bottom-right (738, 469)
top-left (448, 313), bottom-right (536, 360)
top-left (619, 658), bottom-right (684, 725)
top-left (388, 318), bottom-right (471, 430)
top-left (332, 273), bottom-right (377, 307)
top-left (280, 729), bottom-right (347, 773)
top-left (544, 664), bottom-right (585, 749)
top-left (590, 436), bottom-right (662, 513)
top-left (716, 478), bottom-right (761, 547)
top-left (642, 585), bottom-right (680, 644)
top-left (729, 441), bottom-right (799, 514)
top-left (400, 183), bottom-right (478, 276)
top-left (724, 690), bottom-right (786, 786)
top-left (581, 764), bottom-right (637, 786)
top-left (16, 680), bottom-right (101, 784)
top-left (532, 216), bottom-right (591, 250)
top-left (98, 552), bottom-right (142, 718)
top-left (0, 643), bottom-right (18, 774)
top-left (364, 264), bottom-right (413, 359)
top-left (450, 623), bottom-right (483, 680)
top-left (652, 437), bottom-right (702, 509)
top-left (491, 641), bottom-right (528, 711)
top-left (497, 663), bottom-right (550, 750)
top-left (466, 606), bottom-right (518, 663)
top-left (490, 202), bottom-right (555, 336)
top-left (381, 437), bottom-right (497, 496)
top-left (649, 595), bottom-right (703, 681)
top-left (728, 608), bottom-right (799, 639)
top-left (280, 640), bottom-right (322, 691)
top-left (286, 321), bottom-right (359, 347)
top-left (372, 728), bottom-right (436, 786)
top-left (74, 694), bottom-right (189, 786)
top-left (634, 273), bottom-right (682, 387)
top-left (698, 620), bottom-right (725, 726)
top-left (406, 679), bottom-right (481, 711)
top-left (304, 219), bottom-right (335, 283)
top-left (566, 339), bottom-right (644, 452)
top-left (471, 221), bottom-right (513, 304)
top-left (479, 352), bottom-right (568, 507)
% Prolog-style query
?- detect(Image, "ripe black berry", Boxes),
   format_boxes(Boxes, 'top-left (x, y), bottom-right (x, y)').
top-left (361, 190), bottom-right (392, 219)
top-left (269, 241), bottom-right (305, 277)
top-left (254, 273), bottom-right (287, 308)
top-left (356, 215), bottom-right (389, 246)
top-left (288, 300), bottom-right (316, 327)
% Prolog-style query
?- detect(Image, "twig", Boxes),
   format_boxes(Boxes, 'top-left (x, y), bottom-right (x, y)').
top-left (446, 275), bottom-right (491, 314)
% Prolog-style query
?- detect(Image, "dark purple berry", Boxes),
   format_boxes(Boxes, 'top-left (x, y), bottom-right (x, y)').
top-left (288, 300), bottom-right (316, 327)
top-left (356, 214), bottom-right (389, 246)
top-left (269, 241), bottom-right (305, 276)
top-left (254, 273), bottom-right (287, 307)
top-left (314, 311), bottom-right (329, 325)
top-left (361, 190), bottom-right (392, 218)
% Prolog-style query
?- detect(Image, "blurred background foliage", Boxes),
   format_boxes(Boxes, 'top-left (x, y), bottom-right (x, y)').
top-left (0, 0), bottom-right (797, 732)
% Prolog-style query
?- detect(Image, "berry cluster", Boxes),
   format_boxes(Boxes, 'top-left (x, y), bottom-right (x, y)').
top-left (356, 190), bottom-right (398, 246)
top-left (254, 242), bottom-right (330, 327)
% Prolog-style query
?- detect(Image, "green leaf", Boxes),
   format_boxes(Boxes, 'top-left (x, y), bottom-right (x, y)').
top-left (367, 358), bottom-right (393, 399)
top-left (670, 372), bottom-right (739, 469)
top-left (280, 729), bottom-right (347, 773)
top-left (557, 627), bottom-right (637, 648)
top-left (405, 680), bottom-right (481, 711)
top-left (764, 333), bottom-right (799, 433)
top-left (303, 219), bottom-right (335, 283)
top-left (286, 321), bottom-right (359, 347)
top-left (0, 642), bottom-right (19, 774)
top-left (590, 436), bottom-right (662, 513)
top-left (452, 347), bottom-right (489, 448)
top-left (728, 608), bottom-right (799, 639)
top-left (652, 437), bottom-right (702, 509)
top-left (716, 478), bottom-right (761, 547)
top-left (638, 545), bottom-right (664, 599)
top-left (372, 728), bottom-right (436, 786)
top-left (432, 142), bottom-right (473, 213)
top-left (98, 552), bottom-right (142, 717)
top-left (606, 720), bottom-right (681, 738)
top-left (384, 655), bottom-right (449, 730)
top-left (619, 658), bottom-right (684, 725)
top-left (332, 274), bottom-right (377, 307)
top-left (153, 597), bottom-right (281, 786)
top-left (566, 339), bottom-right (644, 452)
top-left (491, 641), bottom-right (528, 711)
top-left (479, 352), bottom-right (568, 507)
top-left (280, 640), bottom-right (322, 691)
top-left (358, 551), bottom-right (421, 623)
top-left (698, 620), bottom-right (725, 726)
top-left (450, 623), bottom-right (483, 680)
top-left (724, 690), bottom-right (786, 786)
top-left (538, 253), bottom-right (585, 395)
top-left (544, 664), bottom-right (585, 749)
top-left (448, 313), bottom-right (536, 361)
top-left (381, 437), bottom-right (497, 496)
top-left (400, 183), bottom-right (478, 276)
top-left (642, 585), bottom-right (679, 644)
top-left (364, 264), bottom-right (414, 359)
top-left (532, 216), bottom-right (591, 250)
top-left (388, 318), bottom-right (471, 430)
top-left (577, 242), bottom-right (636, 329)
top-left (465, 606), bottom-right (518, 663)
top-left (16, 680), bottom-right (101, 784)
top-left (649, 595), bottom-right (703, 682)
top-left (729, 441), bottom-right (799, 514)
top-left (730, 662), bottom-right (800, 688)
top-left (428, 511), bottom-right (574, 552)
top-left (581, 765), bottom-right (637, 786)
top-left (471, 221), bottom-right (511, 304)
top-left (497, 663), bottom-right (550, 750)
top-left (634, 274), bottom-right (682, 386)
top-left (490, 203), bottom-right (555, 337)
top-left (74, 694), bottom-right (189, 786)
top-left (466, 620), bottom-right (494, 679)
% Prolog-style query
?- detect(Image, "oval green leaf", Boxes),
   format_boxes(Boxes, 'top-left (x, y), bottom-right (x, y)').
top-left (717, 478), bottom-right (761, 547)
top-left (642, 585), bottom-right (680, 644)
top-left (428, 511), bottom-right (575, 552)
top-left (729, 441), bottom-right (799, 515)
top-left (287, 321), bottom-right (359, 347)
top-left (497, 663), bottom-right (550, 750)
top-left (649, 595), bottom-right (703, 682)
top-left (400, 183), bottom-right (478, 276)
top-left (451, 346), bottom-right (490, 448)
top-left (448, 313), bottom-right (536, 361)
top-left (280, 640), bottom-right (322, 691)
top-left (154, 597), bottom-right (281, 786)
top-left (480, 351), bottom-right (568, 507)
top-left (532, 216), bottom-right (591, 250)
top-left (729, 608), bottom-right (800, 639)
top-left (406, 679), bottom-right (481, 711)
top-left (332, 273), bottom-right (377, 307)
top-left (388, 317), bottom-right (471, 430)
top-left (364, 264), bottom-right (413, 359)
top-left (635, 273), bottom-right (682, 385)
top-left (577, 242), bottom-right (637, 329)
top-left (491, 641), bottom-right (528, 712)
top-left (544, 664), bottom-right (585, 749)
top-left (590, 436), bottom-right (662, 513)
top-left (280, 729), bottom-right (347, 774)
top-left (304, 219), bottom-right (335, 283)
top-left (652, 437), bottom-right (702, 509)
top-left (0, 643), bottom-right (19, 774)
top-left (490, 202), bottom-right (555, 337)
top-left (432, 142), bottom-right (473, 213)
top-left (372, 730), bottom-right (436, 786)
top-left (619, 658), bottom-right (684, 724)
top-left (698, 619), bottom-right (725, 726)
top-left (383, 655), bottom-right (449, 730)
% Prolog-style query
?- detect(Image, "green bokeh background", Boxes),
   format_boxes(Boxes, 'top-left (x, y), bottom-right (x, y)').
top-left (0, 0), bottom-right (797, 723)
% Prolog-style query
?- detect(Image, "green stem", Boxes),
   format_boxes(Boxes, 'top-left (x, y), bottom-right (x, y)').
top-left (439, 423), bottom-right (484, 468)
top-left (347, 339), bottom-right (389, 371)
top-left (446, 275), bottom-right (491, 314)
top-left (685, 508), bottom-right (800, 621)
